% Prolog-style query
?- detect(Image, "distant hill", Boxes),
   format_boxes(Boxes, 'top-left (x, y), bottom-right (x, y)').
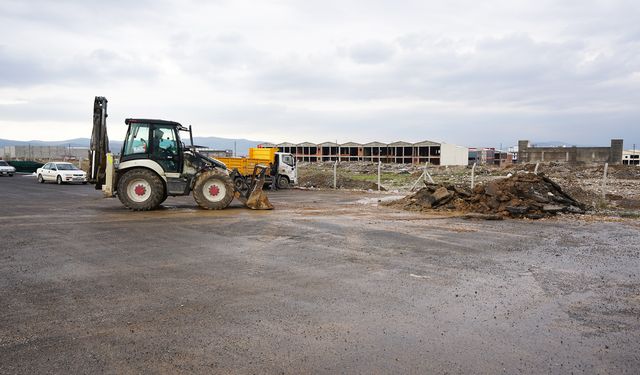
top-left (0, 136), bottom-right (264, 156)
top-left (0, 138), bottom-right (90, 148)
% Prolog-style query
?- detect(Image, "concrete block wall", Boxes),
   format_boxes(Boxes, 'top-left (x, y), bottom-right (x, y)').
top-left (518, 139), bottom-right (623, 164)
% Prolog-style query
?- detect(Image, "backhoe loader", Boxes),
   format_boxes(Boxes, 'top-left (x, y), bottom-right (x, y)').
top-left (88, 96), bottom-right (272, 211)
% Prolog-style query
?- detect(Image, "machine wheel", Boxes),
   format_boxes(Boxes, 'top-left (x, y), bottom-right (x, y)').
top-left (233, 175), bottom-right (249, 194)
top-left (117, 168), bottom-right (165, 211)
top-left (193, 169), bottom-right (234, 210)
top-left (56, 175), bottom-right (63, 185)
top-left (38, 174), bottom-right (44, 183)
top-left (160, 190), bottom-right (168, 204)
top-left (276, 175), bottom-right (290, 189)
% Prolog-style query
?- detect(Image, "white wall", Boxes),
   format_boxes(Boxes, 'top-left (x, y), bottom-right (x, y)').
top-left (440, 143), bottom-right (469, 166)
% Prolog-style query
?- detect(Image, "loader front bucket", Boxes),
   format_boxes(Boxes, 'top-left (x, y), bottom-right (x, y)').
top-left (232, 165), bottom-right (274, 210)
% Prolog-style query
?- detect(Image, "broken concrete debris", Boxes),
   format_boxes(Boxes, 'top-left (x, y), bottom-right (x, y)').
top-left (387, 172), bottom-right (587, 219)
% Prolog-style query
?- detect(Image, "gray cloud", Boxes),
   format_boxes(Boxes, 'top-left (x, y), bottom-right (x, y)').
top-left (348, 40), bottom-right (396, 64)
top-left (0, 0), bottom-right (639, 147)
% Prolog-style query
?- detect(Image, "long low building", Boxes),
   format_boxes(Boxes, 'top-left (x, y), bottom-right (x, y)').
top-left (3, 145), bottom-right (89, 160)
top-left (258, 141), bottom-right (468, 166)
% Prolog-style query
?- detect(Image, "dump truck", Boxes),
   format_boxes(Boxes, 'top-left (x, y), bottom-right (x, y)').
top-left (216, 147), bottom-right (297, 190)
top-left (88, 96), bottom-right (273, 211)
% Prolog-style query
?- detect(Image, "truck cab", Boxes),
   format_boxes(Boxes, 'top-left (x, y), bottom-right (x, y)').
top-left (274, 152), bottom-right (297, 188)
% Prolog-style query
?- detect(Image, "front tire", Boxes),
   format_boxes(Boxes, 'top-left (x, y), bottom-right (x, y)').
top-left (56, 175), bottom-right (63, 185)
top-left (276, 175), bottom-right (290, 189)
top-left (38, 174), bottom-right (44, 183)
top-left (117, 168), bottom-right (165, 211)
top-left (193, 169), bottom-right (234, 210)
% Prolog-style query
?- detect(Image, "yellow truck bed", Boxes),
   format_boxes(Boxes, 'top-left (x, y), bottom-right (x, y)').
top-left (215, 157), bottom-right (271, 176)
top-left (216, 148), bottom-right (278, 176)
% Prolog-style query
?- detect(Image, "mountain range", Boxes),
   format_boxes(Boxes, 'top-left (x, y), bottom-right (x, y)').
top-left (0, 137), bottom-right (265, 155)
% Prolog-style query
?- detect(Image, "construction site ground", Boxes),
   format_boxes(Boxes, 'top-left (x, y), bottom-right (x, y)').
top-left (1, 174), bottom-right (639, 373)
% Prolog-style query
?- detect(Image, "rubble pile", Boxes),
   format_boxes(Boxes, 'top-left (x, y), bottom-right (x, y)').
top-left (388, 172), bottom-right (588, 219)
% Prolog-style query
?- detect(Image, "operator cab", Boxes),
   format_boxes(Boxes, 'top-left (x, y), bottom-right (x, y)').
top-left (121, 119), bottom-right (187, 174)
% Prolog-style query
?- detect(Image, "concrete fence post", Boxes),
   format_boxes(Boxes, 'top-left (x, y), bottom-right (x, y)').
top-left (377, 161), bottom-right (382, 192)
top-left (534, 162), bottom-right (540, 175)
top-left (471, 163), bottom-right (477, 189)
top-left (333, 161), bottom-right (338, 189)
top-left (602, 162), bottom-right (608, 198)
top-left (425, 162), bottom-right (434, 184)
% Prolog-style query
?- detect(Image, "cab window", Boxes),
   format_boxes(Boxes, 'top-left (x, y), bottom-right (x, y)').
top-left (282, 154), bottom-right (295, 166)
top-left (151, 126), bottom-right (178, 157)
top-left (123, 123), bottom-right (150, 156)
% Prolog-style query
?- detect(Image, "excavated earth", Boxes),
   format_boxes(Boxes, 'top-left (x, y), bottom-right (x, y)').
top-left (386, 172), bottom-right (587, 219)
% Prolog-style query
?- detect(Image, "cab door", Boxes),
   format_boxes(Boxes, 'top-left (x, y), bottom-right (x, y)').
top-left (278, 153), bottom-right (297, 184)
top-left (150, 125), bottom-right (181, 174)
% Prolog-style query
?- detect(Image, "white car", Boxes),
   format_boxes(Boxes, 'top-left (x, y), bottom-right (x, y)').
top-left (36, 162), bottom-right (88, 184)
top-left (0, 160), bottom-right (15, 176)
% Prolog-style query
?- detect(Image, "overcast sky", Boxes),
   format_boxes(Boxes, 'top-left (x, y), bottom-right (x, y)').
top-left (0, 0), bottom-right (638, 148)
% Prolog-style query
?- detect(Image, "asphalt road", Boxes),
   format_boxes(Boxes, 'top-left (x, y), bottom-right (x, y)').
top-left (1, 174), bottom-right (639, 374)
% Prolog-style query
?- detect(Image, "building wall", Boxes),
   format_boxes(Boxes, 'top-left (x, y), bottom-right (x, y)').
top-left (259, 141), bottom-right (468, 166)
top-left (3, 146), bottom-right (89, 160)
top-left (518, 140), bottom-right (623, 164)
top-left (440, 143), bottom-right (469, 166)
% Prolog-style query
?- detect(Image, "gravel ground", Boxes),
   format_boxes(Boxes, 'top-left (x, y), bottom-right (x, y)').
top-left (1, 175), bottom-right (639, 374)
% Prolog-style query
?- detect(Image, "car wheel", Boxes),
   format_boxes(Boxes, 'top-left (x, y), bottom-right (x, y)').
top-left (38, 174), bottom-right (44, 183)
top-left (117, 168), bottom-right (165, 211)
top-left (193, 169), bottom-right (234, 210)
top-left (82, 181), bottom-right (88, 185)
top-left (56, 175), bottom-right (63, 185)
top-left (276, 175), bottom-right (290, 189)
top-left (9, 173), bottom-right (13, 177)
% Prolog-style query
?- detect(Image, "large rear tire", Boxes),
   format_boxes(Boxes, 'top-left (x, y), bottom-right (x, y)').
top-left (193, 169), bottom-right (234, 210)
top-left (117, 168), bottom-right (165, 211)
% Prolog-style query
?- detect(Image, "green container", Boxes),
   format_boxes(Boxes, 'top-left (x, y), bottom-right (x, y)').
top-left (7, 161), bottom-right (44, 173)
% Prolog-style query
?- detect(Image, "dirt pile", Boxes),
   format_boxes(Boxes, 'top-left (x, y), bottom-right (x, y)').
top-left (388, 172), bottom-right (588, 219)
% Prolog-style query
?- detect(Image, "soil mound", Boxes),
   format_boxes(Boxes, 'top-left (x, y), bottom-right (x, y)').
top-left (387, 172), bottom-right (587, 219)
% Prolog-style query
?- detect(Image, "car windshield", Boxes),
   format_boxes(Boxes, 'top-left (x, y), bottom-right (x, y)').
top-left (56, 164), bottom-right (79, 170)
top-left (0, 161), bottom-right (8, 166)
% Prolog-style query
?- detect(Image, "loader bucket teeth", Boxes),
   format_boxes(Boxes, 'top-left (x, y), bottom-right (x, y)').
top-left (231, 164), bottom-right (274, 210)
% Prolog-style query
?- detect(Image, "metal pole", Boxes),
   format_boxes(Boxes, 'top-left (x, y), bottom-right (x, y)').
top-left (377, 160), bottom-right (381, 192)
top-left (602, 162), bottom-right (608, 198)
top-left (471, 162), bottom-right (477, 189)
top-left (534, 162), bottom-right (540, 175)
top-left (333, 161), bottom-right (337, 189)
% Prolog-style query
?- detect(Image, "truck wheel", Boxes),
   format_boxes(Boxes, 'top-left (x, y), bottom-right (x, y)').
top-left (193, 169), bottom-right (234, 210)
top-left (117, 168), bottom-right (165, 211)
top-left (276, 175), bottom-right (290, 189)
